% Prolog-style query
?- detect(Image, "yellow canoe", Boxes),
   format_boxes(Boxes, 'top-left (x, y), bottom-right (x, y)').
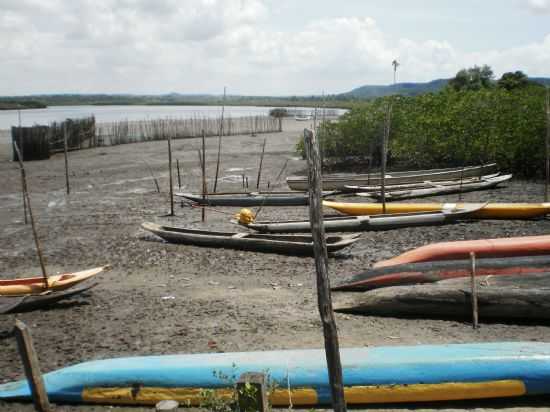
top-left (322, 201), bottom-right (550, 219)
top-left (0, 266), bottom-right (107, 297)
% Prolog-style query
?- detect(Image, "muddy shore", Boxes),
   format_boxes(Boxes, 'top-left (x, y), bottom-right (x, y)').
top-left (1, 118), bottom-right (549, 412)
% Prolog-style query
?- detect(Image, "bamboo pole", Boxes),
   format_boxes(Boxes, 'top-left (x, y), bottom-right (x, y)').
top-left (256, 138), bottom-right (266, 189)
top-left (13, 142), bottom-right (48, 288)
top-left (63, 124), bottom-right (70, 195)
top-left (470, 252), bottom-right (479, 329)
top-left (167, 134), bottom-right (174, 216)
top-left (303, 128), bottom-right (346, 412)
top-left (176, 159), bottom-right (182, 189)
top-left (202, 130), bottom-right (207, 222)
top-left (213, 86), bottom-right (226, 192)
top-left (142, 159), bottom-right (160, 193)
top-left (545, 88), bottom-right (549, 202)
top-left (17, 110), bottom-right (28, 224)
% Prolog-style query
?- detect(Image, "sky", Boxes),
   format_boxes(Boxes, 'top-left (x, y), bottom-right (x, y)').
top-left (1, 0), bottom-right (549, 96)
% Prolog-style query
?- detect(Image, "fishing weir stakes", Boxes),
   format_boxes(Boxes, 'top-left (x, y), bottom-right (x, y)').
top-left (304, 128), bottom-right (346, 412)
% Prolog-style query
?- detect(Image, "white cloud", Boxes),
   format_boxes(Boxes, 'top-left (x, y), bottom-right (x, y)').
top-left (526, 0), bottom-right (550, 13)
top-left (0, 0), bottom-right (548, 95)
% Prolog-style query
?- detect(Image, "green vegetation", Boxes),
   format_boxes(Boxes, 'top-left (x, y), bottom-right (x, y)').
top-left (299, 75), bottom-right (549, 178)
top-left (0, 100), bottom-right (47, 110)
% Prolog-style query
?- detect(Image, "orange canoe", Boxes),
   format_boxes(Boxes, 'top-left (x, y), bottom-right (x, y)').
top-left (0, 266), bottom-right (107, 296)
top-left (375, 235), bottom-right (550, 268)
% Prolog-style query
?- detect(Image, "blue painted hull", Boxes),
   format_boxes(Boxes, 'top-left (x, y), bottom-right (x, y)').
top-left (1, 342), bottom-right (550, 405)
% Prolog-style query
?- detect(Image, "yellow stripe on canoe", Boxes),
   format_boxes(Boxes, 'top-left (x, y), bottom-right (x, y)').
top-left (323, 200), bottom-right (550, 219)
top-left (82, 380), bottom-right (525, 406)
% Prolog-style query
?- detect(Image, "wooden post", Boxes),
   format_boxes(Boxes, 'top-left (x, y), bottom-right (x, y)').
top-left (236, 372), bottom-right (268, 412)
top-left (176, 159), bottom-right (182, 189)
top-left (143, 159), bottom-right (160, 193)
top-left (13, 320), bottom-right (52, 412)
top-left (13, 142), bottom-right (48, 288)
top-left (201, 130), bottom-right (207, 222)
top-left (63, 124), bottom-right (70, 195)
top-left (256, 138), bottom-right (266, 189)
top-left (303, 128), bottom-right (346, 412)
top-left (213, 86), bottom-right (226, 193)
top-left (470, 252), bottom-right (479, 329)
top-left (167, 134), bottom-right (174, 216)
top-left (458, 163), bottom-right (465, 201)
top-left (545, 88), bottom-right (549, 202)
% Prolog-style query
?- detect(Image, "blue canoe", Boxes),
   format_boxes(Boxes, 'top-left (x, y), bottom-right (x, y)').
top-left (1, 342), bottom-right (550, 406)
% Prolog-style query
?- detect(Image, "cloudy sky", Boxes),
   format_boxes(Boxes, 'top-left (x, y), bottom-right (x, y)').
top-left (1, 0), bottom-right (549, 96)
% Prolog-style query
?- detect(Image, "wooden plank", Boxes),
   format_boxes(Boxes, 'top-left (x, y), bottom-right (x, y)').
top-left (236, 372), bottom-right (268, 412)
top-left (303, 128), bottom-right (346, 412)
top-left (13, 320), bottom-right (52, 412)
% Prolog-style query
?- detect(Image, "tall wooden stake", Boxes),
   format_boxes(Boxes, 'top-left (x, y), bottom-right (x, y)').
top-left (304, 128), bottom-right (346, 412)
top-left (63, 124), bottom-right (70, 195)
top-left (176, 159), bottom-right (182, 189)
top-left (18, 109), bottom-right (27, 224)
top-left (13, 142), bottom-right (48, 288)
top-left (167, 134), bottom-right (174, 216)
top-left (545, 88), bottom-right (550, 202)
top-left (201, 130), bottom-right (207, 222)
top-left (213, 86), bottom-right (226, 193)
top-left (256, 138), bottom-right (266, 189)
top-left (14, 320), bottom-right (52, 412)
top-left (470, 252), bottom-right (479, 329)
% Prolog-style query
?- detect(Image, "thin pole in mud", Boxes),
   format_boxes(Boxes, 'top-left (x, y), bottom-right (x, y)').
top-left (545, 88), bottom-right (550, 202)
top-left (167, 133), bottom-right (174, 216)
top-left (142, 159), bottom-right (160, 193)
top-left (213, 86), bottom-right (226, 193)
top-left (458, 163), bottom-right (465, 202)
top-left (256, 137), bottom-right (267, 189)
top-left (176, 159), bottom-right (182, 189)
top-left (63, 123), bottom-right (70, 195)
top-left (201, 129), bottom-right (207, 222)
top-left (13, 142), bottom-right (48, 288)
top-left (18, 110), bottom-right (27, 224)
top-left (304, 128), bottom-right (346, 412)
top-left (470, 252), bottom-right (479, 329)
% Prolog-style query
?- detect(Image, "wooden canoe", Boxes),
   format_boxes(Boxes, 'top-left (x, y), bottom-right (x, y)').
top-left (176, 191), bottom-right (335, 207)
top-left (332, 255), bottom-right (550, 292)
top-left (323, 200), bottom-right (550, 219)
top-left (343, 173), bottom-right (501, 193)
top-left (0, 266), bottom-right (107, 297)
top-left (375, 234), bottom-right (550, 268)
top-left (287, 163), bottom-right (498, 190)
top-left (363, 174), bottom-right (512, 201)
top-left (141, 222), bottom-right (359, 255)
top-left (2, 342), bottom-right (550, 406)
top-left (334, 274), bottom-right (550, 321)
top-left (243, 204), bottom-right (484, 233)
top-left (0, 282), bottom-right (97, 314)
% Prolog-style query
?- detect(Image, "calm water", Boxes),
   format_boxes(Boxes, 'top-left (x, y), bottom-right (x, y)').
top-left (0, 105), bottom-right (340, 129)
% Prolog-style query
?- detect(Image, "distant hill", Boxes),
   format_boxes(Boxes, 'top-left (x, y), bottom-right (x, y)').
top-left (341, 77), bottom-right (550, 99)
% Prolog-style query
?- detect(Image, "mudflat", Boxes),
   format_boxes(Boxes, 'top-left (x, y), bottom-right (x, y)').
top-left (1, 119), bottom-right (549, 411)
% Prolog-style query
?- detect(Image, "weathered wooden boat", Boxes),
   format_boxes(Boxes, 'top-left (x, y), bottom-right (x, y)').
top-left (141, 222), bottom-right (359, 255)
top-left (334, 274), bottom-right (550, 321)
top-left (332, 255), bottom-right (550, 292)
top-left (323, 200), bottom-right (550, 219)
top-left (363, 174), bottom-right (512, 201)
top-left (287, 163), bottom-right (498, 190)
top-left (0, 267), bottom-right (107, 297)
top-left (0, 283), bottom-right (97, 314)
top-left (2, 342), bottom-right (550, 406)
top-left (375, 234), bottom-right (550, 268)
top-left (243, 204), bottom-right (483, 233)
top-left (344, 173), bottom-right (500, 193)
top-left (176, 191), bottom-right (335, 207)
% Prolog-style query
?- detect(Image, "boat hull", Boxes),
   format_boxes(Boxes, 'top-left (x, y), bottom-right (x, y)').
top-left (1, 343), bottom-right (550, 406)
top-left (177, 192), bottom-right (312, 207)
top-left (323, 201), bottom-right (550, 219)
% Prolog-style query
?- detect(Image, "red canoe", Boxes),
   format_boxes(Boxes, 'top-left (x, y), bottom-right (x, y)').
top-left (374, 235), bottom-right (550, 268)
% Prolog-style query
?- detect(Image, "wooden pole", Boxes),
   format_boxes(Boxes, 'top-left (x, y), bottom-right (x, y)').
top-left (13, 320), bottom-right (52, 412)
top-left (470, 252), bottom-right (479, 329)
top-left (176, 159), bottom-right (182, 189)
top-left (545, 88), bottom-right (549, 202)
top-left (380, 103), bottom-right (392, 213)
top-left (201, 130), bottom-right (207, 222)
top-left (142, 159), bottom-right (160, 193)
top-left (17, 110), bottom-right (28, 224)
top-left (63, 124), bottom-right (70, 195)
top-left (303, 128), bottom-right (346, 412)
top-left (256, 138), bottom-right (266, 189)
top-left (167, 134), bottom-right (174, 216)
top-left (13, 142), bottom-right (48, 288)
top-left (213, 86), bottom-right (226, 193)
top-left (236, 373), bottom-right (268, 412)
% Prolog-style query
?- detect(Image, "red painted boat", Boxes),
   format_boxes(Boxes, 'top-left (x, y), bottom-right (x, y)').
top-left (374, 235), bottom-right (550, 268)
top-left (332, 255), bottom-right (550, 292)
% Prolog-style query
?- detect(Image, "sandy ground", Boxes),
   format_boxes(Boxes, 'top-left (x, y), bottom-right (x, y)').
top-left (0, 118), bottom-right (550, 411)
